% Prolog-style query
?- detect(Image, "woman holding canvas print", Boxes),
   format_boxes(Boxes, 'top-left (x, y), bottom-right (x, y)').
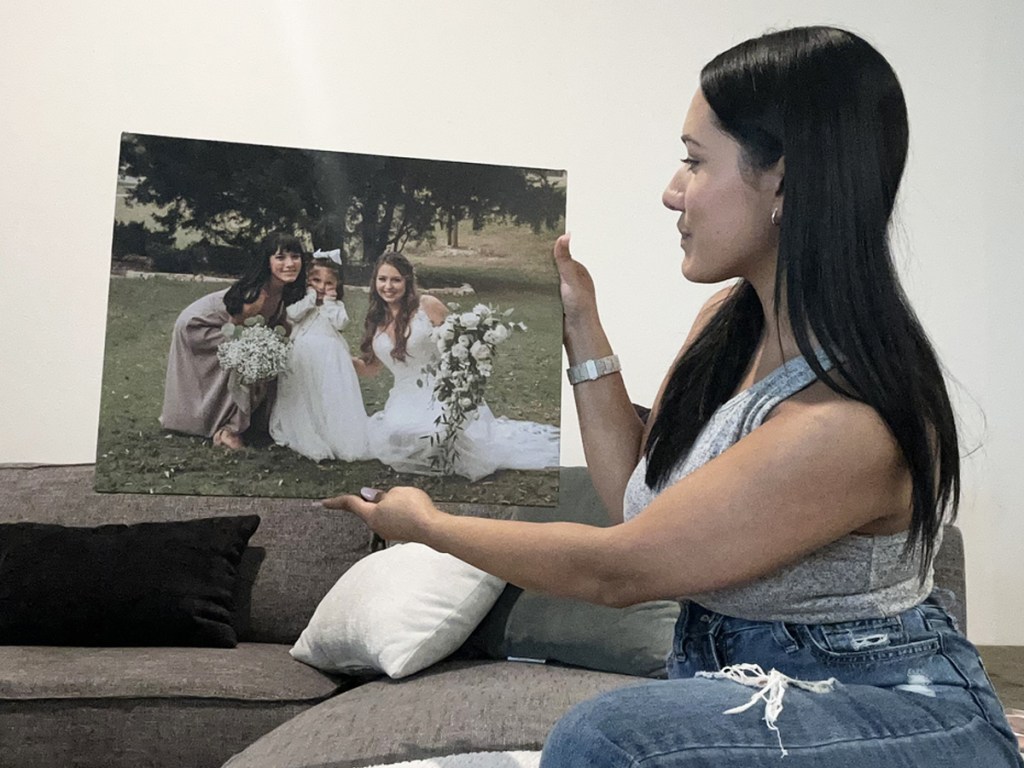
top-left (328, 27), bottom-right (1023, 766)
top-left (160, 232), bottom-right (306, 450)
top-left (269, 250), bottom-right (369, 462)
top-left (356, 252), bottom-right (560, 480)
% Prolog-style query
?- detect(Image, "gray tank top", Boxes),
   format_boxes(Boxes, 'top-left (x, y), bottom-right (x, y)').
top-left (622, 353), bottom-right (935, 624)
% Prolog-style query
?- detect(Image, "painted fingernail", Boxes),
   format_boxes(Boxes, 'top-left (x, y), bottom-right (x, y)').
top-left (360, 487), bottom-right (383, 502)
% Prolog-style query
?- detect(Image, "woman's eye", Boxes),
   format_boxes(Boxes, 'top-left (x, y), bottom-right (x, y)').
top-left (681, 157), bottom-right (699, 169)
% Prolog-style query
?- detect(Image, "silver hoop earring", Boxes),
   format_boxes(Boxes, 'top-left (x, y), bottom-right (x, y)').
top-left (770, 208), bottom-right (781, 226)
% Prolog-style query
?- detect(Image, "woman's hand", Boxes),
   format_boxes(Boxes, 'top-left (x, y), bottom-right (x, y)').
top-left (352, 355), bottom-right (382, 377)
top-left (322, 486), bottom-right (443, 543)
top-left (553, 234), bottom-right (599, 328)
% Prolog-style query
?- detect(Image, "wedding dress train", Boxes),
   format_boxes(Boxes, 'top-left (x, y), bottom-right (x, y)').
top-left (368, 310), bottom-right (559, 480)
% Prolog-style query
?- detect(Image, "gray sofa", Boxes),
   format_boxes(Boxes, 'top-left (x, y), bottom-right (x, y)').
top-left (0, 464), bottom-right (967, 768)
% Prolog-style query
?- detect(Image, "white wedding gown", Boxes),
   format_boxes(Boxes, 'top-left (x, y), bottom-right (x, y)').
top-left (368, 309), bottom-right (560, 480)
top-left (270, 292), bottom-right (369, 461)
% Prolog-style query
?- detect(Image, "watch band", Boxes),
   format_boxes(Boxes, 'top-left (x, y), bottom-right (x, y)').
top-left (566, 354), bottom-right (621, 385)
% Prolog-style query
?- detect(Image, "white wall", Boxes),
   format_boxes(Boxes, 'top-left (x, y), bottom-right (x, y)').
top-left (1, 0), bottom-right (1021, 643)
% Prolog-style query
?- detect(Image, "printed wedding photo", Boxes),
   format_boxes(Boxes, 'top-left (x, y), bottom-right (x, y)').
top-left (95, 133), bottom-right (565, 505)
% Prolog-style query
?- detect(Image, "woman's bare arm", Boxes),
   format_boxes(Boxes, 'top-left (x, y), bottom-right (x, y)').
top-left (325, 388), bottom-right (909, 606)
top-left (555, 236), bottom-right (644, 522)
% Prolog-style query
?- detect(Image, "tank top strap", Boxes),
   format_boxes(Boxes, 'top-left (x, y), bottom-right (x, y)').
top-left (732, 349), bottom-right (833, 434)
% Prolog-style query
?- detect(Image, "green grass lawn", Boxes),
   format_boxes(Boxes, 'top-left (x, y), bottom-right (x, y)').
top-left (94, 235), bottom-right (563, 506)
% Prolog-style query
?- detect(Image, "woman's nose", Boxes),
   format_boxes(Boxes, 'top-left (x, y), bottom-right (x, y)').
top-left (662, 167), bottom-right (686, 211)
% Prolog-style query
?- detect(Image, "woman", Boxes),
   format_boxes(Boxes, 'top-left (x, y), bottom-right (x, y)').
top-left (160, 232), bottom-right (306, 450)
top-left (328, 28), bottom-right (1022, 766)
top-left (356, 252), bottom-right (559, 480)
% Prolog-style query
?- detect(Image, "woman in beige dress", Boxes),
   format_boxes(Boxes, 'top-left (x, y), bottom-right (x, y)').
top-left (159, 232), bottom-right (307, 449)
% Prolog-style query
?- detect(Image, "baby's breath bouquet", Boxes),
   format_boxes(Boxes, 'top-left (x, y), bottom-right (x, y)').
top-left (420, 303), bottom-right (525, 474)
top-left (217, 316), bottom-right (292, 385)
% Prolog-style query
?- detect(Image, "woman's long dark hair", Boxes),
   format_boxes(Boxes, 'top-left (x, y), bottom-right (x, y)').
top-left (644, 27), bottom-right (959, 577)
top-left (359, 252), bottom-right (420, 363)
top-left (223, 232), bottom-right (307, 317)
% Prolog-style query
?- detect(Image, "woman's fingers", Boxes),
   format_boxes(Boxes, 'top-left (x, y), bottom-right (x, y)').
top-left (553, 233), bottom-right (583, 285)
top-left (552, 233), bottom-right (598, 322)
top-left (553, 233), bottom-right (592, 284)
top-left (321, 486), bottom-right (434, 544)
top-left (553, 232), bottom-right (573, 266)
top-left (321, 492), bottom-right (377, 523)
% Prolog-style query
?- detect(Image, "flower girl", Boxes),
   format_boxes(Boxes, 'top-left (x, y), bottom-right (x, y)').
top-left (270, 250), bottom-right (369, 461)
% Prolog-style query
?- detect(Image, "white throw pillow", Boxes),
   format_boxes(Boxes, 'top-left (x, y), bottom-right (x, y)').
top-left (290, 542), bottom-right (506, 679)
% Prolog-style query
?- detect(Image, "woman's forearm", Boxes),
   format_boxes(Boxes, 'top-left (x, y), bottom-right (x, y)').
top-left (424, 512), bottom-right (627, 605)
top-left (564, 312), bottom-right (645, 524)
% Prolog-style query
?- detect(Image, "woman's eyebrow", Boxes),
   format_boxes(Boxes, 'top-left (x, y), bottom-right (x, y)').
top-left (681, 134), bottom-right (703, 147)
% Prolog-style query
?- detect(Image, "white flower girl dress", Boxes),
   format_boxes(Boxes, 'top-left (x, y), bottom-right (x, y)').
top-left (270, 290), bottom-right (369, 461)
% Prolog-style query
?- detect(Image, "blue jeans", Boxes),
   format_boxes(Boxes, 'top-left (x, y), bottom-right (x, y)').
top-left (541, 597), bottom-right (1023, 766)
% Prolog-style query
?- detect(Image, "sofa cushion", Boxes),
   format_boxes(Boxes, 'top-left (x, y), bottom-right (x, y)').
top-left (1, 699), bottom-right (318, 768)
top-left (0, 515), bottom-right (259, 647)
top-left (466, 586), bottom-right (678, 678)
top-left (223, 660), bottom-right (641, 768)
top-left (0, 642), bottom-right (344, 701)
top-left (458, 466), bottom-right (680, 678)
top-left (0, 642), bottom-right (353, 768)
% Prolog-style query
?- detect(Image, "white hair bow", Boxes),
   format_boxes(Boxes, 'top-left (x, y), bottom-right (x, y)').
top-left (313, 248), bottom-right (343, 265)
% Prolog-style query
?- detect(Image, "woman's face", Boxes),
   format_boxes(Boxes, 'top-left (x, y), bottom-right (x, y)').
top-left (662, 89), bottom-right (783, 287)
top-left (269, 248), bottom-right (303, 286)
top-left (375, 263), bottom-right (407, 305)
top-left (308, 266), bottom-right (339, 302)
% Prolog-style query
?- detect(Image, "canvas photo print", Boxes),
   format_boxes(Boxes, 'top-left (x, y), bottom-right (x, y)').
top-left (95, 133), bottom-right (565, 506)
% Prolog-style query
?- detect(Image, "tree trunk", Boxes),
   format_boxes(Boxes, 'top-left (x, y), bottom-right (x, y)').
top-left (378, 199), bottom-right (397, 254)
top-left (359, 204), bottom-right (377, 264)
top-left (447, 209), bottom-right (460, 248)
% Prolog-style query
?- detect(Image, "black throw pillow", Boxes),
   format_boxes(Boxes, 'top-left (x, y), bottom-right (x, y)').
top-left (0, 515), bottom-right (260, 648)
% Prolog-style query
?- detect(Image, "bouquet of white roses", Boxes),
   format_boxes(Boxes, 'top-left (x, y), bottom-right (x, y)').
top-left (217, 316), bottom-right (292, 385)
top-left (421, 303), bottom-right (525, 475)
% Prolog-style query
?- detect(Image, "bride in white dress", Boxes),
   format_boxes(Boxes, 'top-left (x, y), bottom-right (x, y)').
top-left (355, 253), bottom-right (560, 481)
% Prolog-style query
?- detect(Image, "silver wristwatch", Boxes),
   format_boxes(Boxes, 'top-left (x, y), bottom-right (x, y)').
top-left (566, 354), bottom-right (621, 385)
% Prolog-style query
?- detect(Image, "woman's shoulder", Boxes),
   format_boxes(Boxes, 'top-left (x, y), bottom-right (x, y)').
top-left (769, 380), bottom-right (905, 480)
top-left (764, 384), bottom-right (912, 533)
top-left (418, 294), bottom-right (448, 325)
top-left (181, 287), bottom-right (230, 314)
